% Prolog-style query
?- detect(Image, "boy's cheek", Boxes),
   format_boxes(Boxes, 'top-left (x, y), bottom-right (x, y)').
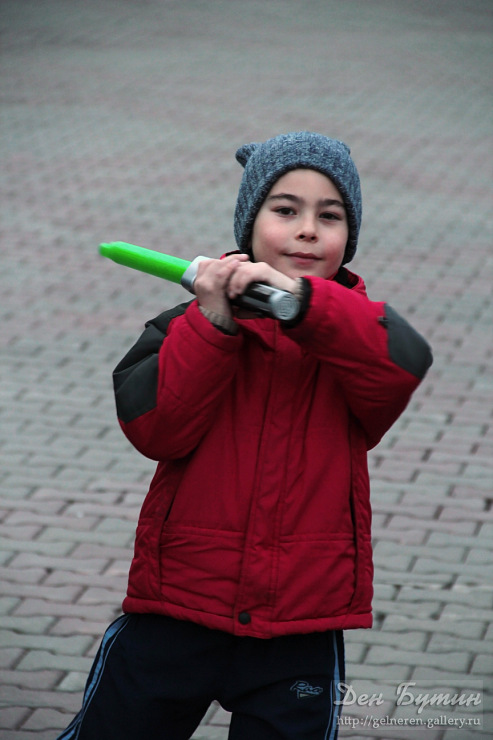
top-left (251, 233), bottom-right (281, 267)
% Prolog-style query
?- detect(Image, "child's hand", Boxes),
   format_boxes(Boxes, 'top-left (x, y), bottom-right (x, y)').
top-left (227, 261), bottom-right (298, 304)
top-left (194, 254), bottom-right (250, 318)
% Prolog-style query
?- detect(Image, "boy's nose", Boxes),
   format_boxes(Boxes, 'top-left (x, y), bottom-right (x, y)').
top-left (296, 216), bottom-right (318, 242)
top-left (297, 230), bottom-right (318, 243)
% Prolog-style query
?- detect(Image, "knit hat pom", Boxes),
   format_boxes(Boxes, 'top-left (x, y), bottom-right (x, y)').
top-left (233, 131), bottom-right (362, 265)
top-left (235, 142), bottom-right (258, 167)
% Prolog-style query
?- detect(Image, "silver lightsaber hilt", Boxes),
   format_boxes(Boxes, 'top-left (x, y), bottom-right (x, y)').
top-left (181, 256), bottom-right (300, 322)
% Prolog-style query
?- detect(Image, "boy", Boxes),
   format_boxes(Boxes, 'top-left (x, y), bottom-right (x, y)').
top-left (58, 132), bottom-right (432, 739)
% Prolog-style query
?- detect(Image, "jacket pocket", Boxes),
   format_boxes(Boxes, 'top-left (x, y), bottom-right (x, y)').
top-left (276, 536), bottom-right (357, 620)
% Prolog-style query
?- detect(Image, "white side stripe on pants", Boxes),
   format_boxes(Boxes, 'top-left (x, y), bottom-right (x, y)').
top-left (55, 614), bottom-right (131, 740)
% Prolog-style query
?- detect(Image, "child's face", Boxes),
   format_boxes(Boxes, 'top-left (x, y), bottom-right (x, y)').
top-left (251, 168), bottom-right (349, 280)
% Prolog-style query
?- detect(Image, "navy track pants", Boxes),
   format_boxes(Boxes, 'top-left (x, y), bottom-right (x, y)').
top-left (56, 613), bottom-right (345, 740)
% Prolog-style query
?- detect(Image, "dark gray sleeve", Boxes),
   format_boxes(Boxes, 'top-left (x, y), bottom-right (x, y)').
top-left (382, 304), bottom-right (433, 379)
top-left (113, 301), bottom-right (191, 423)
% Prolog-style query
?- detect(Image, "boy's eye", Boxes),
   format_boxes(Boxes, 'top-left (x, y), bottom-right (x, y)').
top-left (275, 206), bottom-right (295, 216)
top-left (321, 211), bottom-right (341, 221)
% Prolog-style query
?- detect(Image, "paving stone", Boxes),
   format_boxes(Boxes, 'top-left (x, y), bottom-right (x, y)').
top-left (49, 617), bottom-right (111, 637)
top-left (383, 615), bottom-right (486, 641)
top-left (62, 502), bottom-right (140, 521)
top-left (428, 633), bottom-right (493, 657)
top-left (12, 597), bottom-right (119, 622)
top-left (377, 571), bottom-right (453, 588)
top-left (3, 512), bottom-right (99, 531)
top-left (42, 570), bottom-right (127, 591)
top-left (374, 599), bottom-right (443, 620)
top-left (21, 707), bottom-right (70, 731)
top-left (0, 499), bottom-right (65, 516)
top-left (93, 517), bottom-right (136, 533)
top-left (0, 632), bottom-right (92, 656)
top-left (374, 540), bottom-right (468, 566)
top-left (0, 707), bottom-right (31, 730)
top-left (0, 686), bottom-right (80, 712)
top-left (68, 543), bottom-right (132, 561)
top-left (0, 669), bottom-right (63, 690)
top-left (0, 617), bottom-right (54, 635)
top-left (412, 557), bottom-right (492, 581)
top-left (372, 527), bottom-right (428, 546)
top-left (191, 730), bottom-right (229, 740)
top-left (484, 623), bottom-right (493, 642)
top-left (348, 630), bottom-right (428, 652)
top-left (397, 585), bottom-right (492, 609)
top-left (0, 538), bottom-right (75, 557)
top-left (2, 573), bottom-right (86, 602)
top-left (441, 727), bottom-right (486, 740)
top-left (406, 674), bottom-right (485, 702)
top-left (15, 650), bottom-right (94, 674)
top-left (36, 527), bottom-right (132, 547)
top-left (57, 671), bottom-right (88, 693)
top-left (372, 501), bottom-right (439, 521)
top-left (0, 525), bottom-right (42, 542)
top-left (0, 544), bottom-right (16, 564)
top-left (427, 530), bottom-right (491, 551)
top-left (343, 662), bottom-right (414, 683)
top-left (470, 654), bottom-right (493, 677)
top-left (344, 639), bottom-right (367, 665)
top-left (10, 553), bottom-right (110, 574)
top-left (386, 516), bottom-right (478, 537)
top-left (0, 568), bottom-right (49, 586)
top-left (0, 649), bottom-right (24, 670)
top-left (0, 598), bottom-right (20, 616)
top-left (440, 602), bottom-right (493, 624)
top-left (373, 583), bottom-right (398, 601)
top-left (366, 646), bottom-right (471, 673)
top-left (31, 487), bottom-right (121, 504)
top-left (76, 587), bottom-right (125, 606)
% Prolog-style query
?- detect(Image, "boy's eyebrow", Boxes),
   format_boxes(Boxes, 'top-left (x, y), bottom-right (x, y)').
top-left (266, 193), bottom-right (345, 209)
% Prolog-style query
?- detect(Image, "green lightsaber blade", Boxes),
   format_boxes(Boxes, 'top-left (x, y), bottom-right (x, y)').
top-left (99, 242), bottom-right (191, 284)
top-left (99, 240), bottom-right (301, 321)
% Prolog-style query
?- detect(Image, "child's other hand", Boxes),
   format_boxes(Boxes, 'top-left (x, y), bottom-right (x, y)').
top-left (194, 254), bottom-right (250, 318)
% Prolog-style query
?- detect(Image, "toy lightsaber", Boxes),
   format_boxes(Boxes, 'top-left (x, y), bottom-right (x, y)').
top-left (99, 241), bottom-right (300, 321)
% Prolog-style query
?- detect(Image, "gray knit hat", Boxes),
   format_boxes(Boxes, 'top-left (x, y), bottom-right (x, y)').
top-left (234, 131), bottom-right (362, 265)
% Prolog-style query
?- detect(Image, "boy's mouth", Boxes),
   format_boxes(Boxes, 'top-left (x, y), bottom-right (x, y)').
top-left (287, 252), bottom-right (321, 263)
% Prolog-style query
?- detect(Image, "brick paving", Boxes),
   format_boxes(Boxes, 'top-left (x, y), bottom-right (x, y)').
top-left (1, 1), bottom-right (492, 738)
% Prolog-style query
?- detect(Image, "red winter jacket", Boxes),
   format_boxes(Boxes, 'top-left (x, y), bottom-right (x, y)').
top-left (113, 270), bottom-right (432, 639)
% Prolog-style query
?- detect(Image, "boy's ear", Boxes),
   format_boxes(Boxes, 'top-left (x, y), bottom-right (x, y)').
top-left (235, 143), bottom-right (258, 167)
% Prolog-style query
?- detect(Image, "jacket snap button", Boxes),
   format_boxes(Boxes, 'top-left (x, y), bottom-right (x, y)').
top-left (238, 611), bottom-right (251, 625)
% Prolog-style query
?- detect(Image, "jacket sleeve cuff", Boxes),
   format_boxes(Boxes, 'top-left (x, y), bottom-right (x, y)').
top-left (280, 278), bottom-right (312, 329)
top-left (186, 301), bottom-right (242, 349)
top-left (198, 306), bottom-right (238, 335)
